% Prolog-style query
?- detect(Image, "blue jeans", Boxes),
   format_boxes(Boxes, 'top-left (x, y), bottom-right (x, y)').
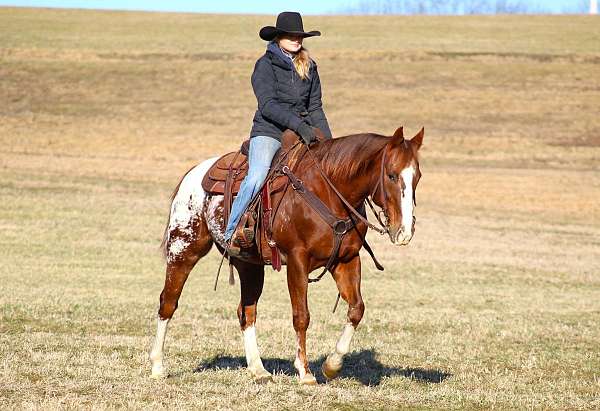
top-left (224, 135), bottom-right (281, 241)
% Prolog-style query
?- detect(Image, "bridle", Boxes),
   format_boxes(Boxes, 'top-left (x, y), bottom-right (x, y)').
top-left (366, 145), bottom-right (391, 236)
top-left (304, 145), bottom-right (391, 237)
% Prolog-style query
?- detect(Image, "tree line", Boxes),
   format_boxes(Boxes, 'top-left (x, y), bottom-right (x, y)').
top-left (334, 0), bottom-right (590, 14)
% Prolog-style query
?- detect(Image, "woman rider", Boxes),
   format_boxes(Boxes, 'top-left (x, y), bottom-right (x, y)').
top-left (224, 11), bottom-right (332, 246)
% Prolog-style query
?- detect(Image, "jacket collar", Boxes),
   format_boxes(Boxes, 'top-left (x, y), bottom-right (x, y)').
top-left (266, 41), bottom-right (294, 70)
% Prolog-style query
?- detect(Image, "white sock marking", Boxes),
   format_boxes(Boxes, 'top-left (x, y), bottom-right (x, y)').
top-left (336, 322), bottom-right (355, 354)
top-left (326, 322), bottom-right (355, 370)
top-left (243, 325), bottom-right (265, 373)
top-left (150, 317), bottom-right (170, 376)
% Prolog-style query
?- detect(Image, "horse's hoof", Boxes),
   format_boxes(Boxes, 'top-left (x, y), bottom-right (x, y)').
top-left (150, 370), bottom-right (167, 379)
top-left (254, 374), bottom-right (274, 384)
top-left (321, 361), bottom-right (340, 380)
top-left (299, 373), bottom-right (317, 385)
top-left (250, 368), bottom-right (273, 384)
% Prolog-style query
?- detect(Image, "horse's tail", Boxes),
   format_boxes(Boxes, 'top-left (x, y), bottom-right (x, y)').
top-left (159, 165), bottom-right (197, 260)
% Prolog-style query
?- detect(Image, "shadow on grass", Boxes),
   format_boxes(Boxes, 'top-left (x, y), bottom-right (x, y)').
top-left (195, 349), bottom-right (451, 386)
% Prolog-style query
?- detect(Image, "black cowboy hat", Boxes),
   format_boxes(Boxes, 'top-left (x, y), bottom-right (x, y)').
top-left (259, 11), bottom-right (321, 41)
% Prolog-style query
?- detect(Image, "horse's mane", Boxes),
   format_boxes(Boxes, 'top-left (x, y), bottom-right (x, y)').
top-left (310, 133), bottom-right (389, 180)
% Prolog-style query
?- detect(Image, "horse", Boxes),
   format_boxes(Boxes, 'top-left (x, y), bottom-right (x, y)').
top-left (150, 126), bottom-right (424, 384)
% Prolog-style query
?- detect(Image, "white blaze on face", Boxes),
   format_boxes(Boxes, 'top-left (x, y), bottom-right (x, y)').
top-left (399, 164), bottom-right (416, 237)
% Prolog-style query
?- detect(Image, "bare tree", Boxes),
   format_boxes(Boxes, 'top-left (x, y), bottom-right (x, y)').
top-left (561, 0), bottom-right (591, 13)
top-left (333, 0), bottom-right (551, 15)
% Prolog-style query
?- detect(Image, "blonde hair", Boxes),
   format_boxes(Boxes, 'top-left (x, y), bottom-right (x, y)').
top-left (293, 47), bottom-right (312, 80)
top-left (276, 37), bottom-right (312, 80)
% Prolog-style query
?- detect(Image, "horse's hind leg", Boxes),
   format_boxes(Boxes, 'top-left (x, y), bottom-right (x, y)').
top-left (234, 259), bottom-right (272, 383)
top-left (150, 224), bottom-right (213, 378)
top-left (322, 256), bottom-right (364, 380)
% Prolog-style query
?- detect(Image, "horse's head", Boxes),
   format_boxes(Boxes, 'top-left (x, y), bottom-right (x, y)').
top-left (374, 126), bottom-right (423, 246)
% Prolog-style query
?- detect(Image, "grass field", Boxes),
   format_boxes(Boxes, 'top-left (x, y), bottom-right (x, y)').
top-left (1, 7), bottom-right (599, 409)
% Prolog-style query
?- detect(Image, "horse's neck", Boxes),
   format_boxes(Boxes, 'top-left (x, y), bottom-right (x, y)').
top-left (321, 152), bottom-right (382, 208)
top-left (297, 134), bottom-right (387, 207)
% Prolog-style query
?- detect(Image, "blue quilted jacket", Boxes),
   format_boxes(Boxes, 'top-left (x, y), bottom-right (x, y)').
top-left (249, 41), bottom-right (332, 141)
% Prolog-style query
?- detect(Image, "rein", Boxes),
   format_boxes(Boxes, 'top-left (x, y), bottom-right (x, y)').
top-left (305, 145), bottom-right (390, 236)
top-left (280, 143), bottom-right (390, 285)
top-left (367, 145), bottom-right (391, 230)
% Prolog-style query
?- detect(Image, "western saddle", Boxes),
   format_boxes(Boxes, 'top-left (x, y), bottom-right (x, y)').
top-left (201, 129), bottom-right (325, 270)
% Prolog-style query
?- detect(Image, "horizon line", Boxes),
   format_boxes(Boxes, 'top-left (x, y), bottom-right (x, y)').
top-left (0, 4), bottom-right (589, 16)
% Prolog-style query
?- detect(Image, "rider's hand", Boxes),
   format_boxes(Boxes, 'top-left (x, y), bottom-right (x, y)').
top-left (296, 122), bottom-right (317, 145)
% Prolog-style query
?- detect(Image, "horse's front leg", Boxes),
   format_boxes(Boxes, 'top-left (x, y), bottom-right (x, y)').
top-left (286, 253), bottom-right (317, 385)
top-left (234, 259), bottom-right (272, 383)
top-left (322, 256), bottom-right (364, 380)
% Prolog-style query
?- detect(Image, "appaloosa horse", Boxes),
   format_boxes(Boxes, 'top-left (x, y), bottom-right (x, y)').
top-left (150, 126), bottom-right (424, 384)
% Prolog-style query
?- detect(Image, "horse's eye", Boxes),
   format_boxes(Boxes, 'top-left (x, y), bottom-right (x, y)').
top-left (388, 173), bottom-right (397, 182)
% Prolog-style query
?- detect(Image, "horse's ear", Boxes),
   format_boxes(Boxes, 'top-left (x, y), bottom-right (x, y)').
top-left (391, 126), bottom-right (404, 145)
top-left (411, 127), bottom-right (424, 151)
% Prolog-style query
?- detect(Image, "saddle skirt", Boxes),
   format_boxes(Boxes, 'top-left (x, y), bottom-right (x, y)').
top-left (201, 128), bottom-right (323, 196)
top-left (201, 152), bottom-right (289, 196)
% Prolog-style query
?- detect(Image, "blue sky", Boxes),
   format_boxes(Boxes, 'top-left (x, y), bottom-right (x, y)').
top-left (0, 0), bottom-right (587, 14)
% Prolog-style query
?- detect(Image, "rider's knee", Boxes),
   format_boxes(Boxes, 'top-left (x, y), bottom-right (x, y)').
top-left (247, 168), bottom-right (269, 188)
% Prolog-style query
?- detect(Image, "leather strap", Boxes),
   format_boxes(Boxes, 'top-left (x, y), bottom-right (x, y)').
top-left (305, 148), bottom-right (389, 235)
top-left (261, 182), bottom-right (281, 271)
top-left (223, 151), bottom-right (245, 226)
top-left (281, 165), bottom-right (381, 282)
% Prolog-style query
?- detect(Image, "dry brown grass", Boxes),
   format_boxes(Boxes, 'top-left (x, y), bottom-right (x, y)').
top-left (1, 7), bottom-right (599, 410)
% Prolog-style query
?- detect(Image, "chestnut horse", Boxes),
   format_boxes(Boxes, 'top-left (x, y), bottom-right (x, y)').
top-left (150, 126), bottom-right (424, 384)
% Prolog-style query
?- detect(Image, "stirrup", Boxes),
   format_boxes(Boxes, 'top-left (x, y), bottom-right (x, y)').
top-left (242, 227), bottom-right (255, 244)
top-left (232, 225), bottom-right (254, 249)
top-left (226, 239), bottom-right (241, 257)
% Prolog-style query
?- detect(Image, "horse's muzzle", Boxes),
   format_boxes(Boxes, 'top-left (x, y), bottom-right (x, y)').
top-left (395, 231), bottom-right (413, 246)
top-left (389, 216), bottom-right (416, 246)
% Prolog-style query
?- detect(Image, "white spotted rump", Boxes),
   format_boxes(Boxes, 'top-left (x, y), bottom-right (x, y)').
top-left (166, 157), bottom-right (218, 261)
